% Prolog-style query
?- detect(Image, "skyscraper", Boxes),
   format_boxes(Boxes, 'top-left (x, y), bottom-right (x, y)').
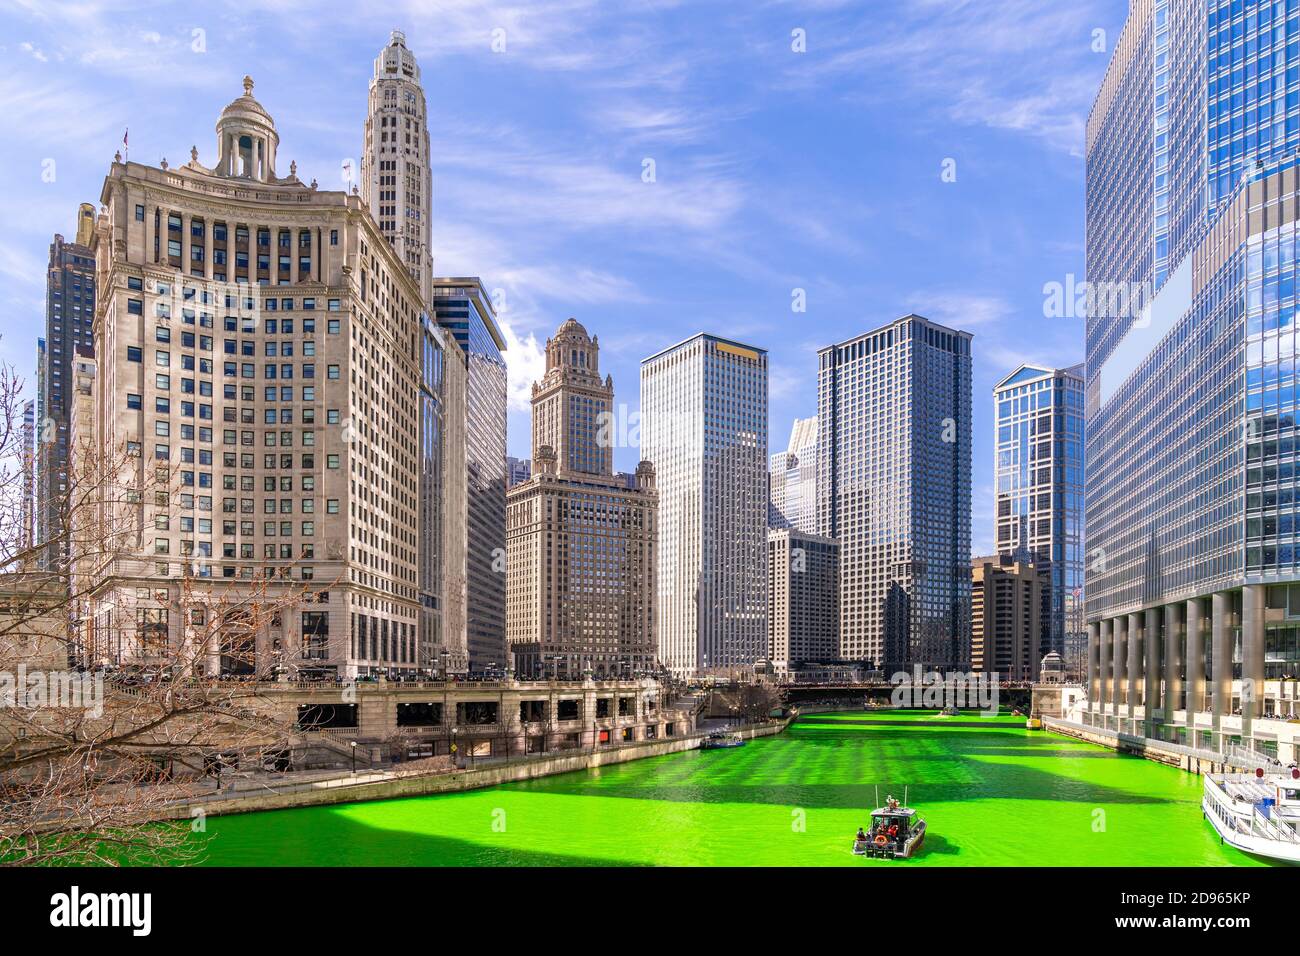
top-left (506, 319), bottom-right (658, 678)
top-left (20, 399), bottom-right (35, 557)
top-left (769, 415), bottom-right (818, 533)
top-left (360, 30), bottom-right (432, 304)
top-left (817, 314), bottom-right (972, 673)
top-left (1084, 0), bottom-right (1300, 751)
top-left (361, 30), bottom-right (469, 674)
top-left (994, 363), bottom-right (1086, 676)
top-left (971, 554), bottom-right (1045, 682)
top-left (432, 278), bottom-right (508, 672)
top-left (40, 215), bottom-right (96, 569)
top-left (87, 77), bottom-right (424, 678)
top-left (506, 456), bottom-right (531, 488)
top-left (768, 528), bottom-right (838, 674)
top-left (641, 334), bottom-right (768, 676)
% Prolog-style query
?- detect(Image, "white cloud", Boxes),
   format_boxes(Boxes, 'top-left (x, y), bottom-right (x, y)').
top-left (498, 317), bottom-right (546, 412)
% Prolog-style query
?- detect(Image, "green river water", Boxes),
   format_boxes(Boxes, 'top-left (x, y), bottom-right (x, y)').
top-left (192, 710), bottom-right (1272, 866)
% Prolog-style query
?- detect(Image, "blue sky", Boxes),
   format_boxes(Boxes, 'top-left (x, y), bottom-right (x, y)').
top-left (0, 0), bottom-right (1126, 554)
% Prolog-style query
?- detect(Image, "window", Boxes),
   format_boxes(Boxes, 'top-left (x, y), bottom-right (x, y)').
top-left (127, 346), bottom-right (142, 363)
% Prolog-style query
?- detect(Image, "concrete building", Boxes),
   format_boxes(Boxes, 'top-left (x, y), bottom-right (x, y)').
top-left (769, 415), bottom-right (818, 533)
top-left (432, 278), bottom-right (507, 673)
top-left (506, 456), bottom-right (531, 487)
top-left (506, 319), bottom-right (658, 679)
top-left (817, 314), bottom-right (973, 673)
top-left (20, 400), bottom-right (35, 557)
top-left (971, 554), bottom-right (1045, 682)
top-left (994, 363), bottom-right (1086, 677)
top-left (641, 334), bottom-right (768, 677)
top-left (359, 31), bottom-right (469, 674)
top-left (360, 30), bottom-right (432, 304)
top-left (40, 216), bottom-right (97, 568)
top-left (86, 76), bottom-right (426, 678)
top-left (1083, 0), bottom-right (1300, 756)
top-left (768, 528), bottom-right (838, 674)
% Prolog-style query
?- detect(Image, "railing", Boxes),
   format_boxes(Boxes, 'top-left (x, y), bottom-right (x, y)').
top-left (1225, 744), bottom-right (1284, 773)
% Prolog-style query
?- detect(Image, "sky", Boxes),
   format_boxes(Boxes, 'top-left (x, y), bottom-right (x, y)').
top-left (0, 0), bottom-right (1128, 555)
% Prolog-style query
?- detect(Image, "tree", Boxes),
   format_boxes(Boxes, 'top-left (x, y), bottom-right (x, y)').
top-left (0, 355), bottom-right (314, 866)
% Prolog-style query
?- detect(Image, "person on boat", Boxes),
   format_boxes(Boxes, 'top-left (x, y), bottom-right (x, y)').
top-left (855, 827), bottom-right (868, 843)
top-left (887, 822), bottom-right (900, 840)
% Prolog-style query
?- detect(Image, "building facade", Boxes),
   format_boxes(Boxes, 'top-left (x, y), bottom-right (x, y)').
top-left (767, 528), bottom-right (838, 673)
top-left (39, 216), bottom-right (97, 569)
top-left (20, 400), bottom-right (35, 558)
top-left (817, 314), bottom-right (972, 673)
top-left (360, 30), bottom-right (432, 304)
top-left (1083, 0), bottom-right (1300, 755)
top-left (506, 319), bottom-right (658, 678)
top-left (432, 278), bottom-right (508, 673)
top-left (506, 456), bottom-right (531, 487)
top-left (994, 363), bottom-right (1086, 677)
top-left (769, 415), bottom-right (818, 533)
top-left (971, 554), bottom-right (1044, 682)
top-left (85, 77), bottom-right (426, 678)
top-left (641, 334), bottom-right (768, 676)
top-left (359, 31), bottom-right (468, 674)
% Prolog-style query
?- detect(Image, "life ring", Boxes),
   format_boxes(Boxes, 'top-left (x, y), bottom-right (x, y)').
top-left (873, 833), bottom-right (888, 846)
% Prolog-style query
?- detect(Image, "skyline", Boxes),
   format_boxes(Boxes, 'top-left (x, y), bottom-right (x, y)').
top-left (0, 0), bottom-right (1129, 555)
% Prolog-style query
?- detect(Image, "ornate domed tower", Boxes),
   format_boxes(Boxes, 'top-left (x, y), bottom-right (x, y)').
top-left (215, 76), bottom-right (279, 181)
top-left (530, 318), bottom-right (614, 477)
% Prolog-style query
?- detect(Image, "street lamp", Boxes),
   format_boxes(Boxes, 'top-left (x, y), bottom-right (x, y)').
top-left (350, 740), bottom-right (357, 775)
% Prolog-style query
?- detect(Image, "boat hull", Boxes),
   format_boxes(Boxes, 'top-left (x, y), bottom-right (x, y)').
top-left (1202, 796), bottom-right (1300, 863)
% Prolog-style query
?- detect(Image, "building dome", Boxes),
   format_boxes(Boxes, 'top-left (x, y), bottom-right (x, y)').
top-left (220, 75), bottom-right (275, 125)
top-left (556, 317), bottom-right (590, 339)
top-left (215, 76), bottom-right (280, 182)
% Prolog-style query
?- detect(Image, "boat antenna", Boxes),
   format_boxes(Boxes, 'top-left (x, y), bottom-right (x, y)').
top-left (904, 786), bottom-right (908, 807)
top-left (875, 785), bottom-right (879, 809)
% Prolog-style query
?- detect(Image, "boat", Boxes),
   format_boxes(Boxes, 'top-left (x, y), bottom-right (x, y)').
top-left (700, 731), bottom-right (745, 750)
top-left (1202, 768), bottom-right (1300, 863)
top-left (854, 790), bottom-right (927, 859)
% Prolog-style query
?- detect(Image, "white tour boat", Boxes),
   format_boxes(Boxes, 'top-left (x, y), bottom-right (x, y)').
top-left (1202, 768), bottom-right (1300, 863)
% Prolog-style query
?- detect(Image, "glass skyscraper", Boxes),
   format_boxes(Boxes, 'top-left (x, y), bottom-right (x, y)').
top-left (432, 278), bottom-right (508, 673)
top-left (1085, 0), bottom-right (1300, 755)
top-left (994, 363), bottom-right (1086, 677)
top-left (817, 314), bottom-right (972, 673)
top-left (768, 415), bottom-right (818, 534)
top-left (641, 334), bottom-right (768, 677)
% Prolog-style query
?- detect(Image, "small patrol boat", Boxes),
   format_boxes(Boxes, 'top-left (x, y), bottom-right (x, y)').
top-left (853, 789), bottom-right (927, 859)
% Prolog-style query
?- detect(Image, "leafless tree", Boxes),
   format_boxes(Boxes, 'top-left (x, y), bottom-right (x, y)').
top-left (0, 355), bottom-right (323, 866)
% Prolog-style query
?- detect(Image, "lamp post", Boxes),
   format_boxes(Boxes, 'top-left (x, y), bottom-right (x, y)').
top-left (350, 740), bottom-right (357, 775)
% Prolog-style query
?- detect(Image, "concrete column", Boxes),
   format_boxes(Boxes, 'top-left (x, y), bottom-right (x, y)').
top-left (1099, 619), bottom-right (1112, 714)
top-left (1186, 597), bottom-right (1205, 725)
top-left (1164, 602), bottom-right (1183, 724)
top-left (1211, 590), bottom-right (1231, 748)
top-left (1112, 616), bottom-right (1126, 718)
top-left (145, 204), bottom-right (156, 265)
top-left (1144, 606), bottom-right (1161, 738)
top-left (1242, 583), bottom-right (1265, 741)
top-left (1127, 611), bottom-right (1143, 728)
top-left (1087, 622), bottom-right (1100, 708)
